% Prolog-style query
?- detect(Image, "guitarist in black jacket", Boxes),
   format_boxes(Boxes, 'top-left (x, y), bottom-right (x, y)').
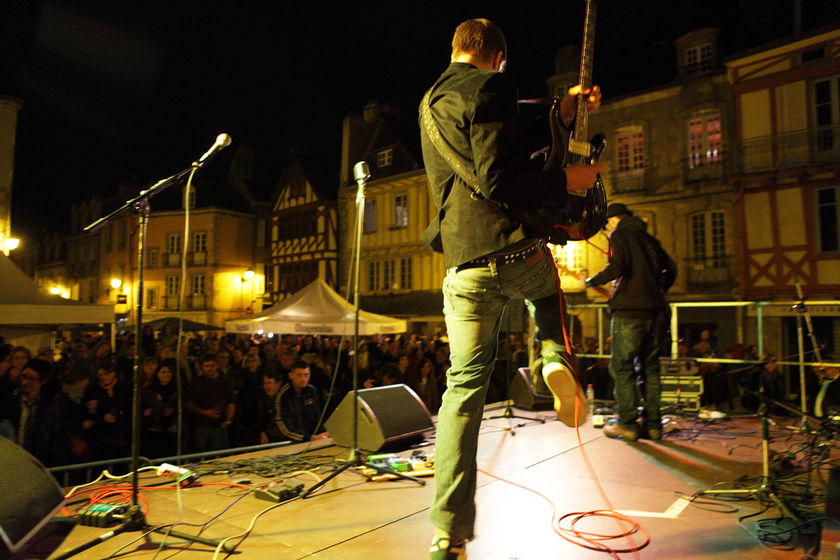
top-left (420, 18), bottom-right (603, 560)
top-left (586, 203), bottom-right (676, 441)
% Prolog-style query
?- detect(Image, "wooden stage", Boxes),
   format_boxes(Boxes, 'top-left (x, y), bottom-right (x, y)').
top-left (44, 404), bottom-right (840, 560)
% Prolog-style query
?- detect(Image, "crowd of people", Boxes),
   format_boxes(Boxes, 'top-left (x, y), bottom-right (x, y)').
top-left (0, 329), bottom-right (459, 468)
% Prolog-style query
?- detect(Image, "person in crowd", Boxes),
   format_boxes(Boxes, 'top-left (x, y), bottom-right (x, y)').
top-left (84, 360), bottom-right (130, 460)
top-left (185, 354), bottom-right (235, 452)
top-left (265, 361), bottom-right (328, 443)
top-left (10, 359), bottom-right (54, 464)
top-left (409, 358), bottom-right (441, 413)
top-left (230, 353), bottom-right (262, 446)
top-left (257, 371), bottom-right (287, 444)
top-left (51, 365), bottom-right (93, 466)
top-left (141, 360), bottom-right (180, 458)
top-left (158, 323), bottom-right (178, 350)
top-left (377, 362), bottom-right (403, 386)
top-left (2, 346), bottom-right (32, 387)
top-left (585, 202), bottom-right (676, 441)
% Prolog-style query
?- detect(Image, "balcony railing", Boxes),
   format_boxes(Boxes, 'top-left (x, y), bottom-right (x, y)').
top-left (685, 255), bottom-right (736, 291)
top-left (738, 124), bottom-right (840, 174)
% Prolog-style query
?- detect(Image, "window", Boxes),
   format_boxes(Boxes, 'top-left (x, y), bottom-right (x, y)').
top-left (400, 257), bottom-right (412, 290)
top-left (191, 274), bottom-right (205, 295)
top-left (394, 194), bottom-right (408, 228)
top-left (685, 43), bottom-right (712, 74)
top-left (146, 288), bottom-right (158, 309)
top-left (688, 114), bottom-right (722, 168)
top-left (616, 127), bottom-right (645, 172)
top-left (193, 232), bottom-right (207, 253)
top-left (104, 224), bottom-right (112, 252)
top-left (167, 234), bottom-right (181, 255)
top-left (377, 148), bottom-right (393, 168)
top-left (368, 261), bottom-right (380, 291)
top-left (382, 260), bottom-right (394, 290)
top-left (813, 78), bottom-right (838, 152)
top-left (148, 248), bottom-right (158, 268)
top-left (690, 210), bottom-right (726, 267)
top-left (364, 200), bottom-right (377, 233)
top-left (817, 186), bottom-right (839, 253)
top-left (166, 275), bottom-right (180, 296)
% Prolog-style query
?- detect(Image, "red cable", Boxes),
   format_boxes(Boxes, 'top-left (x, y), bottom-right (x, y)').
top-left (536, 245), bottom-right (649, 557)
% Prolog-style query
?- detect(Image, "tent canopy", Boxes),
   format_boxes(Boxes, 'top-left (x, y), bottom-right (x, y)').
top-left (0, 253), bottom-right (114, 326)
top-left (226, 279), bottom-right (407, 336)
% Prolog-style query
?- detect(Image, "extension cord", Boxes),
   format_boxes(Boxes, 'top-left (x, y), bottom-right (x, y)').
top-left (156, 462), bottom-right (197, 484)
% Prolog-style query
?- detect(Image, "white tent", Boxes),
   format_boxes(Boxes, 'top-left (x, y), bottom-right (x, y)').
top-left (226, 278), bottom-right (407, 336)
top-left (0, 253), bottom-right (114, 327)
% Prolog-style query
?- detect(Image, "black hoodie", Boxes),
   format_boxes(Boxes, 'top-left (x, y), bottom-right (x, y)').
top-left (588, 215), bottom-right (675, 317)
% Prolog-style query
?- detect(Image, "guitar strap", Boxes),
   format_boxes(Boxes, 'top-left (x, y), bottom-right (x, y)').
top-left (420, 88), bottom-right (507, 211)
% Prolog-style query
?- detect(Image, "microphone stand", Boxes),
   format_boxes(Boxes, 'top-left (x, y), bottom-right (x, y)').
top-left (696, 383), bottom-right (802, 524)
top-left (301, 162), bottom-right (424, 498)
top-left (57, 138), bottom-right (234, 559)
top-left (792, 273), bottom-right (822, 432)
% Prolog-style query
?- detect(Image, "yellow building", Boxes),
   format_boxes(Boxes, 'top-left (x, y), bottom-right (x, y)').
top-left (338, 102), bottom-right (446, 332)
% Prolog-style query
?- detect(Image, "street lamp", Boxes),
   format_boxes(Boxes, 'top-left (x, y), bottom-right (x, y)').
top-left (242, 268), bottom-right (255, 282)
top-left (1, 235), bottom-right (20, 255)
top-left (111, 278), bottom-right (122, 290)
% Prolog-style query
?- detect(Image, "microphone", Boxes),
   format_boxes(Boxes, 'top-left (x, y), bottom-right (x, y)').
top-left (194, 133), bottom-right (232, 166)
top-left (353, 161), bottom-right (370, 203)
top-left (353, 161), bottom-right (370, 187)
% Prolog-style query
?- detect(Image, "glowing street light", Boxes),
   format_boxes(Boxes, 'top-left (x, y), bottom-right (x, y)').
top-left (242, 268), bottom-right (255, 282)
top-left (111, 278), bottom-right (122, 290)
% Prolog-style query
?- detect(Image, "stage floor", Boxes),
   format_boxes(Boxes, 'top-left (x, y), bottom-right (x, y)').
top-left (44, 404), bottom-right (840, 560)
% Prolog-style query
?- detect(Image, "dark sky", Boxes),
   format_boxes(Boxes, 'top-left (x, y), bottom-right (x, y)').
top-left (3, 1), bottom-right (838, 242)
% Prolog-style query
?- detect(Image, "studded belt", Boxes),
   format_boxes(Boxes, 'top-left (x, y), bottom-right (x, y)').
top-left (456, 240), bottom-right (544, 271)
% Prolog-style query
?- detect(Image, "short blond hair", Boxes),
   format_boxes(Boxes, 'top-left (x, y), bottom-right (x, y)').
top-left (452, 18), bottom-right (506, 63)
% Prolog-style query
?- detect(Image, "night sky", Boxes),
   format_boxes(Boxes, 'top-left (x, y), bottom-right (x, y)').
top-left (3, 1), bottom-right (838, 242)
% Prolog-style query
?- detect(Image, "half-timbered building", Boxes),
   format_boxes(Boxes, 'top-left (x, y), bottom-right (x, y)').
top-left (268, 150), bottom-right (338, 303)
top-left (727, 25), bottom-right (840, 355)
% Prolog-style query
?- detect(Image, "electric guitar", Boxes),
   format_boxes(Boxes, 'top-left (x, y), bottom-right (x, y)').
top-left (540, 0), bottom-right (608, 242)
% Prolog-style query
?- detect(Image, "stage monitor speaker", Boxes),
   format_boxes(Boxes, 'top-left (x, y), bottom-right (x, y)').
top-left (0, 437), bottom-right (65, 557)
top-left (510, 367), bottom-right (553, 411)
top-left (325, 384), bottom-right (434, 452)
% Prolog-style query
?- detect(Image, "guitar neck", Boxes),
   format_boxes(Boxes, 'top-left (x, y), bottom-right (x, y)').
top-left (573, 0), bottom-right (597, 144)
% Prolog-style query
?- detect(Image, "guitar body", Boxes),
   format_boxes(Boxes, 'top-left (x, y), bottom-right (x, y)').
top-left (541, 98), bottom-right (608, 240)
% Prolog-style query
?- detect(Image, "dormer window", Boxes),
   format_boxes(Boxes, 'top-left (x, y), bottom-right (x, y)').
top-left (685, 43), bottom-right (712, 75)
top-left (377, 148), bottom-right (393, 168)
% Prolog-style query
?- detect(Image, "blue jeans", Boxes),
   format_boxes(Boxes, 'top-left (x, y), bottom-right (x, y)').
top-left (609, 314), bottom-right (664, 429)
top-left (430, 246), bottom-right (568, 539)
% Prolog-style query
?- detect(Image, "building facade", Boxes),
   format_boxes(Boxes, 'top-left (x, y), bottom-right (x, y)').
top-left (727, 26), bottom-right (840, 359)
top-left (554, 28), bottom-right (742, 350)
top-left (337, 101), bottom-right (446, 333)
top-left (267, 151), bottom-right (338, 303)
